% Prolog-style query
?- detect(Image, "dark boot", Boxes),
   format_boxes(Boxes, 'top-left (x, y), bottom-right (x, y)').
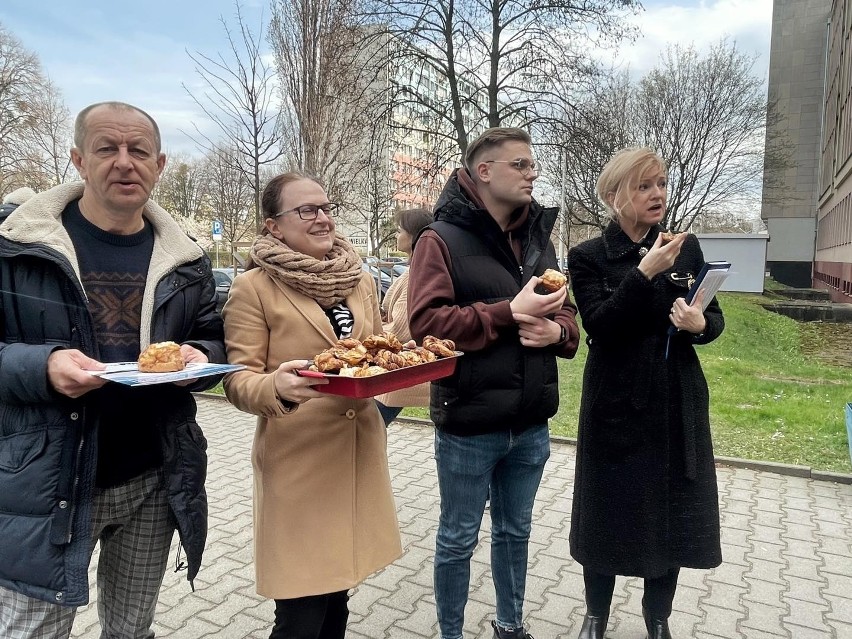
top-left (491, 620), bottom-right (535, 639)
top-left (643, 609), bottom-right (673, 639)
top-left (576, 613), bottom-right (607, 639)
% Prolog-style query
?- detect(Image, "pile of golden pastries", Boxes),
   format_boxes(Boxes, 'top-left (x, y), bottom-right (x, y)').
top-left (309, 332), bottom-right (456, 377)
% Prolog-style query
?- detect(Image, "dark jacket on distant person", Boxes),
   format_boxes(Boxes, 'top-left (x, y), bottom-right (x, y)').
top-left (0, 183), bottom-right (226, 606)
top-left (407, 168), bottom-right (580, 436)
top-left (566, 221), bottom-right (724, 578)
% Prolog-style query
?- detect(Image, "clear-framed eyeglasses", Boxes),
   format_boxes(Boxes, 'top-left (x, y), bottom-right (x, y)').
top-left (485, 158), bottom-right (539, 177)
top-left (275, 203), bottom-right (339, 221)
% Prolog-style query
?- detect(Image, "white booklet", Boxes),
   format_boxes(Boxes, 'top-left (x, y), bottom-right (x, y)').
top-left (87, 362), bottom-right (245, 386)
top-left (685, 261), bottom-right (731, 311)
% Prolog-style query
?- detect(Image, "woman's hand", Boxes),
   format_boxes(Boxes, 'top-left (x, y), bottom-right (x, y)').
top-left (273, 360), bottom-right (329, 405)
top-left (638, 231), bottom-right (688, 280)
top-left (670, 289), bottom-right (707, 334)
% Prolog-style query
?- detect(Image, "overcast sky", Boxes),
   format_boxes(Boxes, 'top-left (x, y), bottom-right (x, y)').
top-left (1, 0), bottom-right (772, 156)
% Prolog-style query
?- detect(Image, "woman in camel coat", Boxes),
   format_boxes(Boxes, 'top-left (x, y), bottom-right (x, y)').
top-left (223, 172), bottom-right (401, 638)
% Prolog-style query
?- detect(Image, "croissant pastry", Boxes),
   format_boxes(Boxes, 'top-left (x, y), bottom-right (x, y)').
top-left (138, 341), bottom-right (185, 373)
top-left (537, 269), bottom-right (567, 293)
top-left (354, 365), bottom-right (388, 377)
top-left (660, 231), bottom-right (680, 245)
top-left (398, 350), bottom-right (424, 366)
top-left (314, 351), bottom-right (345, 372)
top-left (372, 349), bottom-right (407, 371)
top-left (363, 331), bottom-right (403, 352)
top-left (337, 344), bottom-right (369, 366)
top-left (337, 366), bottom-right (361, 377)
top-left (335, 337), bottom-right (362, 350)
top-left (411, 346), bottom-right (437, 362)
top-left (423, 335), bottom-right (456, 358)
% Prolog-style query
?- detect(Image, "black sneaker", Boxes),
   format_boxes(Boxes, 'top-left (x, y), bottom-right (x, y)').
top-left (491, 620), bottom-right (535, 639)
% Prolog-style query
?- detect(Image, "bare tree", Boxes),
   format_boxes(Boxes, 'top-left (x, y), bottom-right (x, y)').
top-left (554, 69), bottom-right (635, 233)
top-left (155, 153), bottom-right (210, 221)
top-left (269, 0), bottom-right (356, 175)
top-left (347, 120), bottom-right (400, 255)
top-left (204, 144), bottom-right (257, 249)
top-left (183, 2), bottom-right (285, 233)
top-left (269, 3), bottom-right (457, 253)
top-left (637, 40), bottom-right (777, 231)
top-left (0, 25), bottom-right (73, 194)
top-left (358, 0), bottom-right (641, 158)
top-left (269, 0), bottom-right (376, 199)
top-left (22, 79), bottom-right (73, 186)
top-left (553, 39), bottom-right (784, 239)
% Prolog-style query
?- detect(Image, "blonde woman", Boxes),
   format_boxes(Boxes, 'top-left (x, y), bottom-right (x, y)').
top-left (566, 147), bottom-right (724, 639)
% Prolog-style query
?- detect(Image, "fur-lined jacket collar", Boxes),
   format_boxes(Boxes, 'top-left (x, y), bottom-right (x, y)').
top-left (0, 181), bottom-right (203, 283)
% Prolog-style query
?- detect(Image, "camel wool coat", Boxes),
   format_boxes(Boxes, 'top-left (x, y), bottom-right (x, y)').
top-left (222, 267), bottom-right (402, 599)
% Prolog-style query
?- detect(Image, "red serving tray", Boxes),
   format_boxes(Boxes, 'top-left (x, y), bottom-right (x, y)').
top-left (296, 352), bottom-right (462, 398)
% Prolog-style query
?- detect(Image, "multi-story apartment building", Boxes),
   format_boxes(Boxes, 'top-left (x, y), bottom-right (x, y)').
top-left (815, 0), bottom-right (852, 301)
top-left (387, 60), bottom-right (488, 212)
top-left (762, 0), bottom-right (852, 299)
top-left (338, 33), bottom-right (486, 256)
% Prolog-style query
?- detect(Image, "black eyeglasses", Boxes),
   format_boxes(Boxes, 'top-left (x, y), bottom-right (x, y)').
top-left (274, 203), bottom-right (339, 220)
top-left (485, 159), bottom-right (538, 177)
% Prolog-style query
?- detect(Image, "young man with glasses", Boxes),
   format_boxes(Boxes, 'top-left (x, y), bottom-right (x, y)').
top-left (408, 127), bottom-right (580, 639)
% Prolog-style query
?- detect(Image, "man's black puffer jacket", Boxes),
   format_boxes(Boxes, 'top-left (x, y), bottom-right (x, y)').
top-left (0, 183), bottom-right (226, 606)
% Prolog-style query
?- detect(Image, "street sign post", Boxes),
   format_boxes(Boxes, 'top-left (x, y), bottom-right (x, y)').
top-left (212, 221), bottom-right (223, 266)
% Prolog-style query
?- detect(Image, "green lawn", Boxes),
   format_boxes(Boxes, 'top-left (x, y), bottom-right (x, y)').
top-left (209, 292), bottom-right (852, 473)
top-left (399, 293), bottom-right (852, 473)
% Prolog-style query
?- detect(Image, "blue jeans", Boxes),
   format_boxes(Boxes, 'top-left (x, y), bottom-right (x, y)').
top-left (433, 425), bottom-right (550, 639)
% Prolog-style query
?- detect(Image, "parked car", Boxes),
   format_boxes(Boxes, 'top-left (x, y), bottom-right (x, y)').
top-left (212, 267), bottom-right (243, 313)
top-left (362, 262), bottom-right (393, 301)
top-left (377, 263), bottom-right (408, 280)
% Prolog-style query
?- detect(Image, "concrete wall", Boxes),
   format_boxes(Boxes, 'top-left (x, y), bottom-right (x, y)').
top-left (760, 0), bottom-right (831, 271)
top-left (696, 234), bottom-right (770, 293)
top-left (765, 216), bottom-right (817, 261)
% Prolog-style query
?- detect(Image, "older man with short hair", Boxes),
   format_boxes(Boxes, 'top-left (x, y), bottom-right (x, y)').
top-left (0, 101), bottom-right (225, 638)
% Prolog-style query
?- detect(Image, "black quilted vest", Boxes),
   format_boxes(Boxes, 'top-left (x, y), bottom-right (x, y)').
top-left (427, 218), bottom-right (560, 435)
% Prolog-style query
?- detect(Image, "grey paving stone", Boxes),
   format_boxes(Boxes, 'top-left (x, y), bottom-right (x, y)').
top-left (824, 592), bottom-right (852, 624)
top-left (740, 600), bottom-right (788, 636)
top-left (783, 598), bottom-right (831, 631)
top-left (694, 603), bottom-right (747, 638)
top-left (63, 398), bottom-right (852, 639)
top-left (742, 576), bottom-right (787, 607)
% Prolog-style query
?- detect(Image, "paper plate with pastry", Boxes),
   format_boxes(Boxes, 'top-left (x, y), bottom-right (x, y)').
top-left (85, 359), bottom-right (245, 386)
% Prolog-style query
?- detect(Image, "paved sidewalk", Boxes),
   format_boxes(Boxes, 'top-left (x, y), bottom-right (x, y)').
top-left (70, 396), bottom-right (852, 638)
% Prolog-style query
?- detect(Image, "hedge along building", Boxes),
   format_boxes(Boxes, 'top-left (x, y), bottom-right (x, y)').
top-left (762, 0), bottom-right (852, 300)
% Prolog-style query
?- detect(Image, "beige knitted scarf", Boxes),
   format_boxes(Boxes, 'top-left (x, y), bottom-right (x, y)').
top-left (249, 234), bottom-right (363, 309)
